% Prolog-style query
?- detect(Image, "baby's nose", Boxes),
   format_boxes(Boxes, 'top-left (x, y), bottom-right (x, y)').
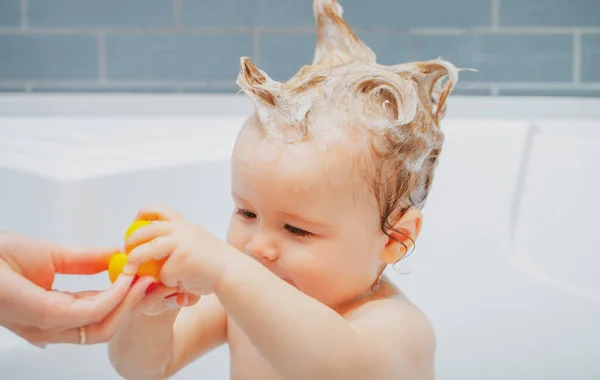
top-left (245, 233), bottom-right (278, 261)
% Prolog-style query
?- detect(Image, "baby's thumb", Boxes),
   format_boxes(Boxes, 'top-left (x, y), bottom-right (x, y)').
top-left (175, 293), bottom-right (200, 308)
top-left (139, 286), bottom-right (178, 316)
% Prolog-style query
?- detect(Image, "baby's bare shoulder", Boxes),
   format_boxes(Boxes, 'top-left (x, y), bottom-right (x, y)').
top-left (342, 280), bottom-right (436, 379)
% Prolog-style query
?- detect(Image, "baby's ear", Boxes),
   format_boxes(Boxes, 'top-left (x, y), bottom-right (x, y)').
top-left (380, 208), bottom-right (423, 264)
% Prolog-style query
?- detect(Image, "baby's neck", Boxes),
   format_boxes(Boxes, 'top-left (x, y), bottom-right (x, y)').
top-left (332, 273), bottom-right (391, 313)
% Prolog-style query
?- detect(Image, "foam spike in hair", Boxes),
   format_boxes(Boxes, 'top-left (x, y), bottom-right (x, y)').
top-left (313, 0), bottom-right (376, 66)
top-left (236, 57), bottom-right (281, 108)
top-left (393, 59), bottom-right (460, 126)
top-left (236, 57), bottom-right (314, 142)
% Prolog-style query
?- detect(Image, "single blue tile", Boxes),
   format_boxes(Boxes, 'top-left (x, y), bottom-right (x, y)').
top-left (340, 0), bottom-right (491, 29)
top-left (500, 0), bottom-right (600, 27)
top-left (259, 33), bottom-right (317, 81)
top-left (28, 0), bottom-right (173, 27)
top-left (498, 88), bottom-right (600, 97)
top-left (0, 0), bottom-right (20, 26)
top-left (181, 0), bottom-right (257, 27)
top-left (582, 35), bottom-right (600, 83)
top-left (106, 34), bottom-right (253, 81)
top-left (0, 34), bottom-right (98, 80)
top-left (256, 0), bottom-right (315, 27)
top-left (415, 34), bottom-right (573, 82)
top-left (356, 31), bottom-right (414, 65)
top-left (182, 0), bottom-right (314, 28)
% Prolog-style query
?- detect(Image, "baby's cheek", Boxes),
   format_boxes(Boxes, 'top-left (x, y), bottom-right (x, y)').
top-left (225, 220), bottom-right (248, 252)
top-left (287, 253), bottom-right (335, 290)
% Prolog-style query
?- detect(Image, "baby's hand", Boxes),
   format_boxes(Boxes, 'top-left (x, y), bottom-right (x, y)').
top-left (139, 283), bottom-right (200, 316)
top-left (123, 205), bottom-right (233, 296)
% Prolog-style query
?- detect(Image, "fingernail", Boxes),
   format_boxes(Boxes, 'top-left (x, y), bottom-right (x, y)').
top-left (164, 297), bottom-right (179, 309)
top-left (166, 292), bottom-right (178, 298)
top-left (131, 275), bottom-right (140, 286)
top-left (145, 283), bottom-right (158, 295)
top-left (178, 294), bottom-right (190, 307)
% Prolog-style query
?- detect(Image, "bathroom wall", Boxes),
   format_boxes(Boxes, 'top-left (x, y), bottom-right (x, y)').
top-left (0, 0), bottom-right (599, 96)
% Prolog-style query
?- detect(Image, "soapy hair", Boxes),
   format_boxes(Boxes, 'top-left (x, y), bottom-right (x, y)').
top-left (237, 0), bottom-right (459, 254)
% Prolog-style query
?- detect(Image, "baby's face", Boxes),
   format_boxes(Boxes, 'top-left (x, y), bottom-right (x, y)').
top-left (226, 124), bottom-right (389, 308)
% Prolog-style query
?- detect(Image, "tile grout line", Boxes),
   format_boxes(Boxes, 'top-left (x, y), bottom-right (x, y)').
top-left (0, 27), bottom-right (254, 35)
top-left (491, 0), bottom-right (500, 29)
top-left (173, 0), bottom-right (182, 27)
top-left (573, 30), bottom-right (581, 84)
top-left (1, 26), bottom-right (600, 36)
top-left (98, 32), bottom-right (107, 82)
top-left (0, 80), bottom-right (239, 87)
top-left (20, 0), bottom-right (28, 29)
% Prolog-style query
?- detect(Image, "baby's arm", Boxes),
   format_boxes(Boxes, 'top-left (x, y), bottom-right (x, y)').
top-left (108, 293), bottom-right (227, 380)
top-left (216, 256), bottom-right (435, 380)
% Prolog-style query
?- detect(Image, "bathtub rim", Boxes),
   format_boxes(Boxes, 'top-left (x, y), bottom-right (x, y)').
top-left (1, 93), bottom-right (600, 120)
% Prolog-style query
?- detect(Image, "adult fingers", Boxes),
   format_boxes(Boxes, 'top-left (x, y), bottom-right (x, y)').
top-left (0, 267), bottom-right (128, 330)
top-left (50, 244), bottom-right (120, 275)
top-left (82, 276), bottom-right (157, 345)
top-left (136, 205), bottom-right (183, 222)
top-left (57, 290), bottom-right (101, 299)
top-left (11, 285), bottom-right (193, 347)
top-left (37, 273), bottom-right (136, 330)
top-left (26, 276), bottom-right (157, 346)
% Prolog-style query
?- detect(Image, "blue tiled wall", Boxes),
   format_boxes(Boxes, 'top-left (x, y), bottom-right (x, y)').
top-left (0, 0), bottom-right (599, 96)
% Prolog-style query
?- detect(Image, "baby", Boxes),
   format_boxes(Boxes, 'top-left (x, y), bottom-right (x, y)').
top-left (108, 0), bottom-right (459, 379)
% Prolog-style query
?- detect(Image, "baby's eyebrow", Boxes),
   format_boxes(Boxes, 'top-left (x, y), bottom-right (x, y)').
top-left (232, 193), bottom-right (249, 204)
top-left (279, 212), bottom-right (331, 230)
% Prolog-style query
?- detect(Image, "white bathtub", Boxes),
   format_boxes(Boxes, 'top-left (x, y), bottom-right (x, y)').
top-left (0, 94), bottom-right (599, 380)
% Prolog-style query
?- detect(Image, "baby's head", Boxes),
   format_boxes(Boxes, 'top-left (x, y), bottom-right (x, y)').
top-left (227, 0), bottom-right (459, 308)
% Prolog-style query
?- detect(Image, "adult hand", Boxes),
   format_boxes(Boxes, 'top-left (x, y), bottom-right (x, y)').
top-left (0, 231), bottom-right (157, 347)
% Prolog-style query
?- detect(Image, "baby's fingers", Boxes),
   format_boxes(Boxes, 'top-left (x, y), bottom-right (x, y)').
top-left (125, 221), bottom-right (173, 253)
top-left (136, 205), bottom-right (183, 223)
top-left (142, 291), bottom-right (199, 316)
top-left (126, 236), bottom-right (175, 268)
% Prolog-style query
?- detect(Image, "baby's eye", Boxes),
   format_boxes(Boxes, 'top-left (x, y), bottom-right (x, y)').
top-left (283, 224), bottom-right (312, 238)
top-left (236, 208), bottom-right (257, 219)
